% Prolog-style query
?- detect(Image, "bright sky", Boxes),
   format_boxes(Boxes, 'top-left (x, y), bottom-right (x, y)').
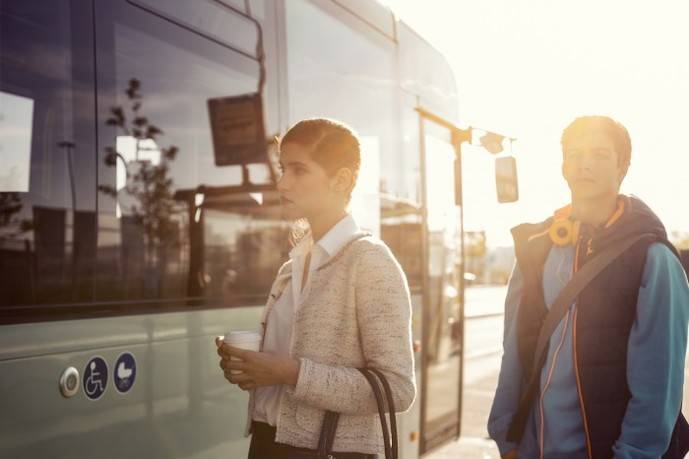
top-left (381, 0), bottom-right (689, 247)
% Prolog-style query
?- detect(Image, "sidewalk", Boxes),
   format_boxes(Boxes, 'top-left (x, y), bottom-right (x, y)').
top-left (425, 342), bottom-right (503, 459)
top-left (425, 436), bottom-right (500, 459)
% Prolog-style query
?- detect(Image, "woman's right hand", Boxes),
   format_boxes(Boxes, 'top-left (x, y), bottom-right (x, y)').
top-left (215, 337), bottom-right (300, 390)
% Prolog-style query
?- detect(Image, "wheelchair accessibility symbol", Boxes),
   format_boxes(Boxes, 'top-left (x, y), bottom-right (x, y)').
top-left (83, 356), bottom-right (108, 400)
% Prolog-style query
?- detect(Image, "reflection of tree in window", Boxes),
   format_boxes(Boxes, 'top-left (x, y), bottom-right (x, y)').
top-left (98, 78), bottom-right (182, 292)
top-left (0, 193), bottom-right (33, 243)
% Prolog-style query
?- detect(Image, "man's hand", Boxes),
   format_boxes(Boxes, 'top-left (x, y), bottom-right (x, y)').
top-left (215, 337), bottom-right (300, 391)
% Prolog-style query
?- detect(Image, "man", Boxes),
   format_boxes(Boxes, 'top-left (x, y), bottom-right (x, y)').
top-left (488, 115), bottom-right (689, 459)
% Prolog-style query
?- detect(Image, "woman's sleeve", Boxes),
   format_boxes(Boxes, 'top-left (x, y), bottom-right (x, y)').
top-left (289, 243), bottom-right (416, 415)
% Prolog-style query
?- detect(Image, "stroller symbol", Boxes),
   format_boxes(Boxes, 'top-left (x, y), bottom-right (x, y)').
top-left (114, 352), bottom-right (137, 393)
top-left (83, 357), bottom-right (108, 400)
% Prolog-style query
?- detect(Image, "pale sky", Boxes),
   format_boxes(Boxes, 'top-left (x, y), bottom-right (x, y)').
top-left (382, 0), bottom-right (689, 246)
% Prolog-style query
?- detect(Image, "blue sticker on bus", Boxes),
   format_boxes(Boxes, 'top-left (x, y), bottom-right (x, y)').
top-left (83, 356), bottom-right (108, 400)
top-left (114, 352), bottom-right (136, 394)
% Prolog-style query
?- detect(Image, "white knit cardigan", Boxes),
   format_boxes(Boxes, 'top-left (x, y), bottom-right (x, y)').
top-left (244, 233), bottom-right (416, 454)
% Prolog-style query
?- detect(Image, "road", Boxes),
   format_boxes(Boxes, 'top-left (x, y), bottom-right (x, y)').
top-left (460, 285), bottom-right (507, 442)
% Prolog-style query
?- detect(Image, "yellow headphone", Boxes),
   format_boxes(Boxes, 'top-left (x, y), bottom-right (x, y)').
top-left (548, 218), bottom-right (580, 246)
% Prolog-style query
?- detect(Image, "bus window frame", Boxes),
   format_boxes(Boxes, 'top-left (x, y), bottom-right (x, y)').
top-left (126, 0), bottom-right (262, 62)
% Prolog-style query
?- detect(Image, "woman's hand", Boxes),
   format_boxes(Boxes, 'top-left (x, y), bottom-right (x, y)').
top-left (215, 337), bottom-right (300, 391)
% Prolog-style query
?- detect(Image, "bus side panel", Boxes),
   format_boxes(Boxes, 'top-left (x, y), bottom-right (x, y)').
top-left (0, 308), bottom-right (261, 458)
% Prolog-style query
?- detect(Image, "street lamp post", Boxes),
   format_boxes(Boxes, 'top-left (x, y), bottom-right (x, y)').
top-left (451, 125), bottom-right (513, 439)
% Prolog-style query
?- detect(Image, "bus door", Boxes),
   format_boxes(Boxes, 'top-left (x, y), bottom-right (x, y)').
top-left (418, 113), bottom-right (464, 454)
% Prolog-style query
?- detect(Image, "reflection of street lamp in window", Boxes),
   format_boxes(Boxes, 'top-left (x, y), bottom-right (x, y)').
top-left (57, 140), bottom-right (77, 211)
top-left (58, 140), bottom-right (78, 300)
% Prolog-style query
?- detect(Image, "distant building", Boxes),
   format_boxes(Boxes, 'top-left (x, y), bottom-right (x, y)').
top-left (484, 246), bottom-right (515, 285)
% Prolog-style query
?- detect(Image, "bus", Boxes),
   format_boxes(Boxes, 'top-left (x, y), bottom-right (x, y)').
top-left (0, 1), bottom-right (514, 457)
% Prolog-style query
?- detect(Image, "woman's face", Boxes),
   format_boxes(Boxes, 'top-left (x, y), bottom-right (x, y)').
top-left (277, 142), bottom-right (340, 220)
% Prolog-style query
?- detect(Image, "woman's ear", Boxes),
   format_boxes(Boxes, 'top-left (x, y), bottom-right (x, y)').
top-left (331, 167), bottom-right (354, 194)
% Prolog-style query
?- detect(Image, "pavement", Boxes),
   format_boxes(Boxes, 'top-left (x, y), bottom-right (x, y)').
top-left (426, 436), bottom-right (500, 459)
top-left (425, 351), bottom-right (502, 458)
top-left (426, 285), bottom-right (506, 458)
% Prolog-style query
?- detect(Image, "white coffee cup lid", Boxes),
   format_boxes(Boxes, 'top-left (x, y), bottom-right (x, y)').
top-left (224, 330), bottom-right (262, 342)
top-left (226, 330), bottom-right (260, 336)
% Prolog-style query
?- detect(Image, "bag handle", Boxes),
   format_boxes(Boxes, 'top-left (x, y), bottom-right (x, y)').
top-left (367, 368), bottom-right (398, 459)
top-left (316, 411), bottom-right (340, 457)
top-left (357, 368), bottom-right (394, 459)
top-left (313, 368), bottom-right (398, 458)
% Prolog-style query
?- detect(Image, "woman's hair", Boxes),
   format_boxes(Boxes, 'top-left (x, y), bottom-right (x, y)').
top-left (279, 118), bottom-right (361, 198)
top-left (278, 118), bottom-right (362, 245)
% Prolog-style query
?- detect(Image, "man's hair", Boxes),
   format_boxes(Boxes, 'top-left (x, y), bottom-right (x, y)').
top-left (561, 115), bottom-right (632, 169)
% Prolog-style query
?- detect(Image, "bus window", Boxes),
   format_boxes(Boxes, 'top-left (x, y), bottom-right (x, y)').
top-left (93, 1), bottom-right (286, 308)
top-left (380, 196), bottom-right (423, 290)
top-left (0, 0), bottom-right (96, 308)
top-left (129, 0), bottom-right (260, 59)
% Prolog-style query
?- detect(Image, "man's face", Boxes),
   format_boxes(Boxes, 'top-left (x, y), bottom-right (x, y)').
top-left (562, 127), bottom-right (626, 200)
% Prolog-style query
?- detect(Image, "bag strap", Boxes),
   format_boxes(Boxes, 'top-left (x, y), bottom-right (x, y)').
top-left (314, 368), bottom-right (399, 458)
top-left (530, 233), bottom-right (649, 383)
top-left (367, 368), bottom-right (398, 459)
top-left (358, 368), bottom-right (394, 459)
top-left (316, 411), bottom-right (340, 457)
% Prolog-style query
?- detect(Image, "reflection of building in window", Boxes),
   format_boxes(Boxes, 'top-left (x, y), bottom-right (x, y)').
top-left (114, 135), bottom-right (162, 218)
top-left (184, 194), bottom-right (289, 305)
top-left (116, 137), bottom-right (161, 181)
top-left (0, 91), bottom-right (34, 192)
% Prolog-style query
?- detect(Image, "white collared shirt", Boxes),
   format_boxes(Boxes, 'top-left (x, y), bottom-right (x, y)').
top-left (253, 214), bottom-right (360, 425)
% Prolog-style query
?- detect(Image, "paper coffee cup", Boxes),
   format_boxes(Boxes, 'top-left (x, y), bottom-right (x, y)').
top-left (223, 330), bottom-right (262, 375)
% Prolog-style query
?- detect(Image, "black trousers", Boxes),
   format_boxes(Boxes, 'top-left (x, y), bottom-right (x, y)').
top-left (248, 421), bottom-right (377, 459)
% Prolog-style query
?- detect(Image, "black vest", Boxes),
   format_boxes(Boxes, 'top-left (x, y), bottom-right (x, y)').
top-left (507, 219), bottom-right (689, 459)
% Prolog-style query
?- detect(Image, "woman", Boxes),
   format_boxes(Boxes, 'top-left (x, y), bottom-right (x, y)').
top-left (216, 118), bottom-right (415, 458)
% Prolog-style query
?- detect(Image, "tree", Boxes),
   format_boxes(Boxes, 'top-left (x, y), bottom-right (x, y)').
top-left (98, 78), bottom-right (182, 278)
